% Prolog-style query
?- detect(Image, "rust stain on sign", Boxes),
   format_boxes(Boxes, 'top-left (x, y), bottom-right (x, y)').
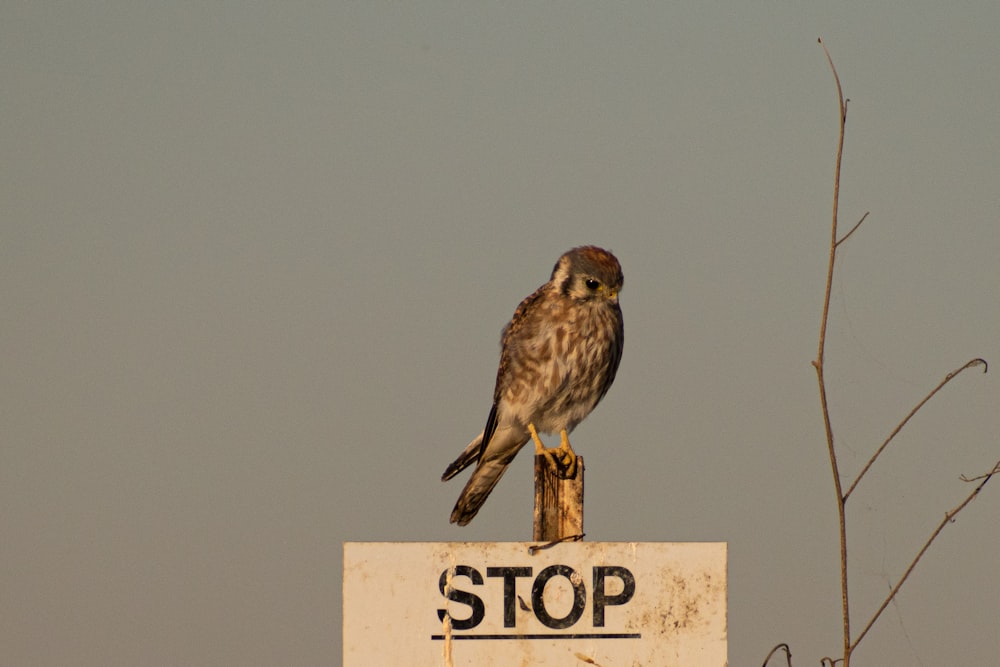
top-left (645, 569), bottom-right (726, 636)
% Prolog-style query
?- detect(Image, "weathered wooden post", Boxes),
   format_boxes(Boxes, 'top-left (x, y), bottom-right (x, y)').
top-left (532, 455), bottom-right (584, 542)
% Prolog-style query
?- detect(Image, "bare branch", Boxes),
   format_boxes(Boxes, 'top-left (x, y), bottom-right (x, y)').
top-left (835, 211), bottom-right (870, 247)
top-left (808, 40), bottom-right (989, 667)
top-left (849, 459), bottom-right (1000, 653)
top-left (814, 38), bottom-right (852, 664)
top-left (813, 37), bottom-right (846, 376)
top-left (844, 358), bottom-right (989, 501)
top-left (761, 643), bottom-right (792, 667)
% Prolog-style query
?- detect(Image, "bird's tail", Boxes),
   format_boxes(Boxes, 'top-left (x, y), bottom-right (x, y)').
top-left (441, 432), bottom-right (484, 481)
top-left (444, 427), bottom-right (529, 525)
top-left (448, 455), bottom-right (514, 526)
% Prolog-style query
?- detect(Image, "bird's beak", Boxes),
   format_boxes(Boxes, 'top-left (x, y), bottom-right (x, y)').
top-left (607, 287), bottom-right (619, 303)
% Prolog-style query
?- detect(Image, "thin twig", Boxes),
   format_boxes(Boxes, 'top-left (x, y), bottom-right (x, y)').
top-left (844, 358), bottom-right (988, 501)
top-left (850, 459), bottom-right (1000, 653)
top-left (812, 38), bottom-right (846, 377)
top-left (960, 462), bottom-right (1000, 483)
top-left (761, 643), bottom-right (792, 667)
top-left (526, 533), bottom-right (584, 555)
top-left (814, 37), bottom-right (852, 666)
top-left (836, 211), bottom-right (870, 247)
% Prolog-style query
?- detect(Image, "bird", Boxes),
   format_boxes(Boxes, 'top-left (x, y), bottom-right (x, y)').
top-left (442, 245), bottom-right (624, 526)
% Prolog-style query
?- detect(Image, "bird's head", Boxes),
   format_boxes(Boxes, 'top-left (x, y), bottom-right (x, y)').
top-left (552, 246), bottom-right (624, 305)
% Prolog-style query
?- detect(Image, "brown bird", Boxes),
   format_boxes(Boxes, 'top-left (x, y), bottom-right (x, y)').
top-left (442, 246), bottom-right (624, 525)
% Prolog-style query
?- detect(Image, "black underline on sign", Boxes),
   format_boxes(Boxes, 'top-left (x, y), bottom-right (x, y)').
top-left (430, 633), bottom-right (642, 641)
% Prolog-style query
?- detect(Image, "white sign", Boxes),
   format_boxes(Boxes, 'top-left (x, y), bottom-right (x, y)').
top-left (343, 542), bottom-right (727, 666)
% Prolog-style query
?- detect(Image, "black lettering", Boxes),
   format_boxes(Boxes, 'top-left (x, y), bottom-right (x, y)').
top-left (593, 565), bottom-right (635, 627)
top-left (437, 565), bottom-right (485, 630)
top-left (486, 567), bottom-right (532, 628)
top-left (531, 565), bottom-right (586, 629)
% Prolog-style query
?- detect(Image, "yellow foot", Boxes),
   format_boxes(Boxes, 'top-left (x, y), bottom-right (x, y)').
top-left (528, 424), bottom-right (578, 479)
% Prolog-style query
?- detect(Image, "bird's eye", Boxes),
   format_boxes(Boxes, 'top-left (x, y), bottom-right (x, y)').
top-left (585, 279), bottom-right (601, 291)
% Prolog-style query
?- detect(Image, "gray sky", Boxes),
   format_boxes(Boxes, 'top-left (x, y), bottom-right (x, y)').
top-left (3, 3), bottom-right (999, 665)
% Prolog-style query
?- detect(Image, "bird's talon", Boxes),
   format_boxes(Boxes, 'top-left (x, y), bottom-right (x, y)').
top-left (538, 449), bottom-right (562, 476)
top-left (561, 452), bottom-right (578, 479)
top-left (537, 448), bottom-right (577, 479)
